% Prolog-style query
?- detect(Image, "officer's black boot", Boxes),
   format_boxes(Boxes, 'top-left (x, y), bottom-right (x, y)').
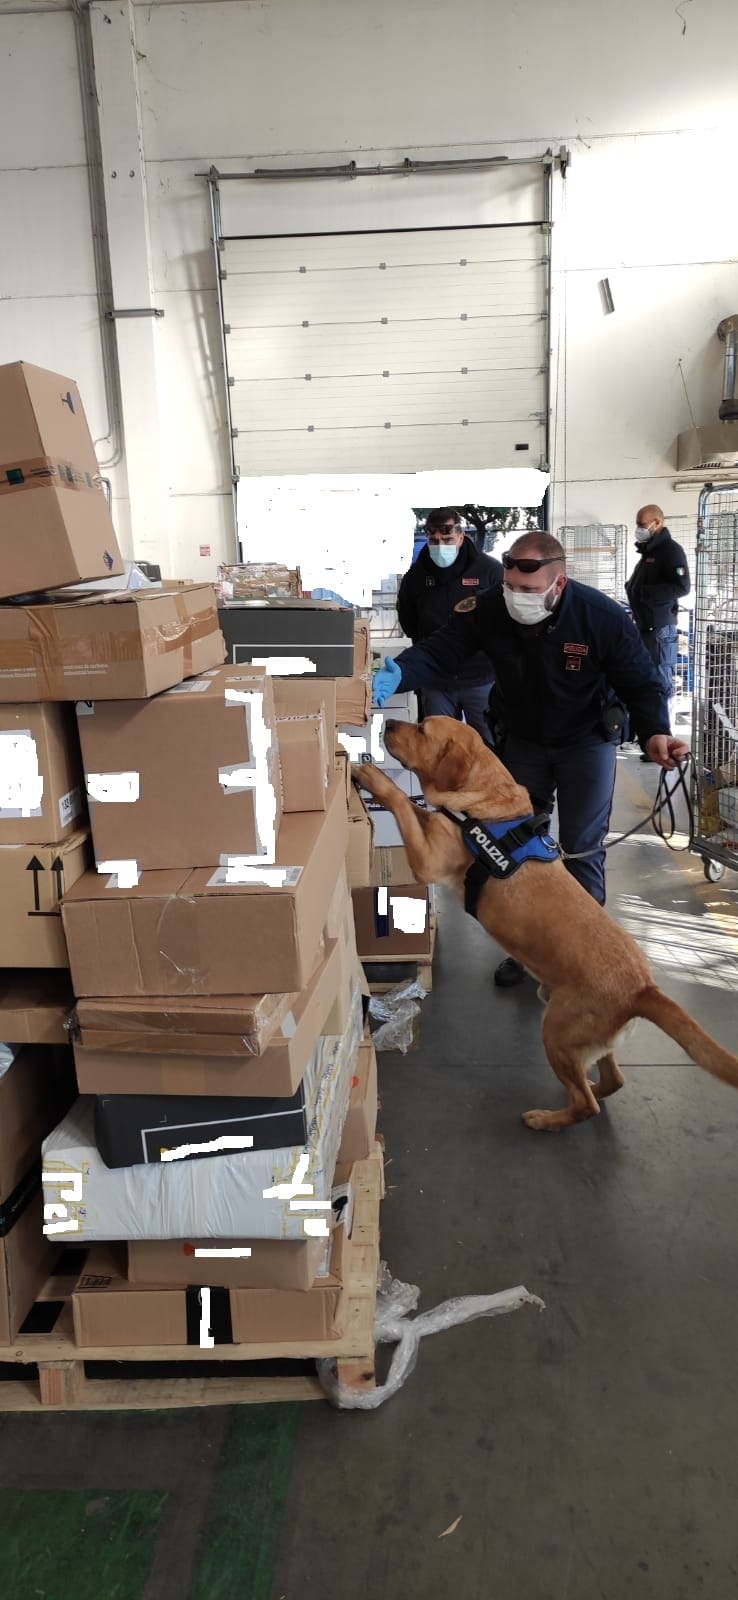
top-left (494, 957), bottom-right (527, 988)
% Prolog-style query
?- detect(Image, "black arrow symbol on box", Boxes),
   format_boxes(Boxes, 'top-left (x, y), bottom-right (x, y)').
top-left (26, 855), bottom-right (44, 912)
top-left (51, 856), bottom-right (64, 901)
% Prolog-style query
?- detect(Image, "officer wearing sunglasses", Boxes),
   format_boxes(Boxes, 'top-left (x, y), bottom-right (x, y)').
top-left (374, 531), bottom-right (688, 988)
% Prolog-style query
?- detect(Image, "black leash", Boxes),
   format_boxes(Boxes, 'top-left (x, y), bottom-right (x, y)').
top-left (560, 754), bottom-right (697, 864)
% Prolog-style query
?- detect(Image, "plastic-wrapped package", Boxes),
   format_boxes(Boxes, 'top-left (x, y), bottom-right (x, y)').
top-left (369, 979), bottom-right (427, 1053)
top-left (317, 1264), bottom-right (544, 1409)
top-left (0, 1043), bottom-right (19, 1080)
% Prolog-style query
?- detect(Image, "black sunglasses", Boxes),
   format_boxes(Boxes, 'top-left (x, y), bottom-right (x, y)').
top-left (502, 554), bottom-right (562, 574)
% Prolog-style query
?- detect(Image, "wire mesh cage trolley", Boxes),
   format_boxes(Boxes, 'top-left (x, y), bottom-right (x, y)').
top-left (691, 484), bottom-right (738, 881)
top-left (557, 525), bottom-right (627, 600)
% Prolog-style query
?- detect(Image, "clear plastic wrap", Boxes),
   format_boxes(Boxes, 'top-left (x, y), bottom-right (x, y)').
top-left (317, 1263), bottom-right (544, 1409)
top-left (368, 980), bottom-right (427, 1053)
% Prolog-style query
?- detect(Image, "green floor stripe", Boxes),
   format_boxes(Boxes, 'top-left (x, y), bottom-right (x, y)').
top-left (0, 1488), bottom-right (168, 1600)
top-left (192, 1404), bottom-right (298, 1600)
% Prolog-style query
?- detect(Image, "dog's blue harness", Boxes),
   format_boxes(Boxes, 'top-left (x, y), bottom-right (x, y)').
top-left (440, 807), bottom-right (560, 920)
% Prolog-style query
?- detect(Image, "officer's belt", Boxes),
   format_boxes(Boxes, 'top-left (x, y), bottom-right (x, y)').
top-left (440, 807), bottom-right (560, 919)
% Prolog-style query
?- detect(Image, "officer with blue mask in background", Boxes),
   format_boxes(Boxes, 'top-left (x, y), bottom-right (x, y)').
top-left (396, 508), bottom-right (502, 744)
top-left (375, 531), bottom-right (689, 988)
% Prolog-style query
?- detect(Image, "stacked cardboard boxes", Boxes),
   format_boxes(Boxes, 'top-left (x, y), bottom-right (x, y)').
top-left (0, 362), bottom-right (380, 1353)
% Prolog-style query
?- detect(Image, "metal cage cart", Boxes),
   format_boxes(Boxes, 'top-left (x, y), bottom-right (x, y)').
top-left (691, 484), bottom-right (738, 882)
top-left (558, 524), bottom-right (628, 601)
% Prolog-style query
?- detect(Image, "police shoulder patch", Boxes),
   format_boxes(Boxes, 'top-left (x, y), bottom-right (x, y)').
top-left (454, 596), bottom-right (477, 614)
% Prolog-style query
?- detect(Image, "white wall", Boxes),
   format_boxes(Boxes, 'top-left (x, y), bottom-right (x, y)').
top-left (1, 0), bottom-right (737, 578)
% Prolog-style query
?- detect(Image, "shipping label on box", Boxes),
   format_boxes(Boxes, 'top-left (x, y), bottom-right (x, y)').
top-left (0, 704), bottom-right (84, 846)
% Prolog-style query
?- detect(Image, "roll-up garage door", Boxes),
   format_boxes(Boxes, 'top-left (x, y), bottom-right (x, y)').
top-left (219, 220), bottom-right (549, 477)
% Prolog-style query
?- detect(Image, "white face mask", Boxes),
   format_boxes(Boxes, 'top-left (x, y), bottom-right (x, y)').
top-left (503, 577), bottom-right (561, 626)
top-left (428, 542), bottom-right (459, 568)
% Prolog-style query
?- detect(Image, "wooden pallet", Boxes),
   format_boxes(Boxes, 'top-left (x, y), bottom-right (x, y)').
top-left (0, 1146), bottom-right (384, 1411)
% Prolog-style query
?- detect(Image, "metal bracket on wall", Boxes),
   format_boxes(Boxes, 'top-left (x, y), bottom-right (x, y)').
top-left (105, 308), bottom-right (165, 320)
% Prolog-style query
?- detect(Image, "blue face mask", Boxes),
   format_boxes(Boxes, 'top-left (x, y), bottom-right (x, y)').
top-left (428, 543), bottom-right (459, 568)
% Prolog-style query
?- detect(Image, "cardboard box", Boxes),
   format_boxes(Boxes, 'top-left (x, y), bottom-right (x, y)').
top-left (323, 882), bottom-right (364, 1038)
top-left (334, 747), bottom-right (351, 806)
top-left (0, 1182), bottom-right (57, 1345)
top-left (72, 980), bottom-right (299, 1059)
top-left (272, 677), bottom-right (336, 757)
top-left (218, 563), bottom-right (302, 602)
top-left (0, 584), bottom-right (225, 702)
top-left (336, 675), bottom-right (372, 727)
top-left (352, 845), bottom-right (433, 959)
top-left (93, 1083), bottom-right (310, 1169)
top-left (345, 785), bottom-right (374, 889)
top-left (275, 713), bottom-right (329, 812)
top-left (77, 666), bottom-right (280, 872)
top-left (0, 1043), bottom-right (76, 1198)
top-left (73, 938), bottom-right (343, 1097)
top-left (218, 600), bottom-right (355, 678)
top-left (0, 971), bottom-right (75, 1045)
top-left (353, 621), bottom-right (370, 674)
top-left (0, 703), bottom-right (84, 846)
top-left (338, 1037), bottom-right (378, 1164)
top-left (0, 830), bottom-right (91, 967)
top-left (73, 1233), bottom-right (346, 1346)
top-left (0, 361), bottom-right (124, 600)
top-left (127, 1233), bottom-right (326, 1292)
top-left (61, 779), bottom-right (348, 997)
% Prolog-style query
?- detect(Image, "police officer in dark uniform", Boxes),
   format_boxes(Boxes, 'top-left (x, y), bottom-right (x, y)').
top-left (625, 505), bottom-right (691, 759)
top-left (375, 532), bottom-right (689, 987)
top-left (397, 508), bottom-right (502, 744)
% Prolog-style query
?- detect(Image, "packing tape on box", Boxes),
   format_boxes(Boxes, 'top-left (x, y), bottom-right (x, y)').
top-left (87, 771), bottom-right (140, 804)
top-left (0, 729), bottom-right (44, 817)
top-left (0, 455), bottom-right (103, 496)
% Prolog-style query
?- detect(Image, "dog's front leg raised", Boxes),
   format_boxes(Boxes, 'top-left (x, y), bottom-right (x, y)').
top-left (351, 765), bottom-right (450, 886)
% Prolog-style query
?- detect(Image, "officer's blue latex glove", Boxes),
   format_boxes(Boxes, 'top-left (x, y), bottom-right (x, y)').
top-left (373, 657), bottom-right (402, 707)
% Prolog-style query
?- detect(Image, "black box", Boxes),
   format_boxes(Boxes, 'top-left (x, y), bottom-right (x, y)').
top-left (218, 600), bottom-right (355, 678)
top-left (94, 1086), bottom-right (308, 1170)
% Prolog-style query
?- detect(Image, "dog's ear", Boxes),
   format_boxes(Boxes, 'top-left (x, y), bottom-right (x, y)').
top-left (432, 738), bottom-right (473, 797)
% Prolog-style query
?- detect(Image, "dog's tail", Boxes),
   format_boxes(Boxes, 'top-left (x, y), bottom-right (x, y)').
top-left (633, 985), bottom-right (738, 1090)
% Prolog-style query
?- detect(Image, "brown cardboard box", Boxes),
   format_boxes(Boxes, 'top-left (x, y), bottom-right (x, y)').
top-left (323, 880), bottom-right (363, 1037)
top-left (73, 1234), bottom-right (346, 1346)
top-left (338, 1036), bottom-right (378, 1164)
top-left (324, 863), bottom-right (352, 943)
top-left (0, 703), bottom-right (84, 846)
top-left (353, 621), bottom-right (370, 674)
top-left (336, 675), bottom-right (372, 726)
top-left (0, 1185), bottom-right (57, 1345)
top-left (0, 1043), bottom-right (76, 1199)
top-left (72, 980), bottom-right (299, 1058)
top-left (272, 677), bottom-right (336, 757)
top-left (0, 971), bottom-right (74, 1045)
top-left (0, 361), bottom-right (124, 600)
top-left (275, 713), bottom-right (329, 812)
top-left (334, 747), bottom-right (352, 806)
top-left (77, 666), bottom-right (280, 872)
top-left (345, 785), bottom-right (374, 889)
top-left (352, 846), bottom-right (433, 960)
top-left (127, 1235), bottom-right (326, 1292)
top-left (0, 584), bottom-right (224, 702)
top-left (73, 937), bottom-right (344, 1097)
top-left (61, 779), bottom-right (348, 997)
top-left (0, 830), bottom-right (91, 967)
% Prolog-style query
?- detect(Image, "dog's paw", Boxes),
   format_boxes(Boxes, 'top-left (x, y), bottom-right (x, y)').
top-left (351, 762), bottom-right (388, 798)
top-left (522, 1109), bottom-right (562, 1133)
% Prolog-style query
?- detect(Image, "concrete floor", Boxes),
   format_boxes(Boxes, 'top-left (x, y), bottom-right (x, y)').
top-left (1, 749), bottom-right (737, 1600)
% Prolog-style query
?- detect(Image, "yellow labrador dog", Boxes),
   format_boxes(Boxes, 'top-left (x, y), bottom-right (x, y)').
top-left (353, 715), bottom-right (738, 1132)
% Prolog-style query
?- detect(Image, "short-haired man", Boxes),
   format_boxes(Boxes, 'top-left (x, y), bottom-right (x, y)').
top-left (374, 532), bottom-right (688, 986)
top-left (625, 505), bottom-right (691, 760)
top-left (397, 509), bottom-right (502, 743)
